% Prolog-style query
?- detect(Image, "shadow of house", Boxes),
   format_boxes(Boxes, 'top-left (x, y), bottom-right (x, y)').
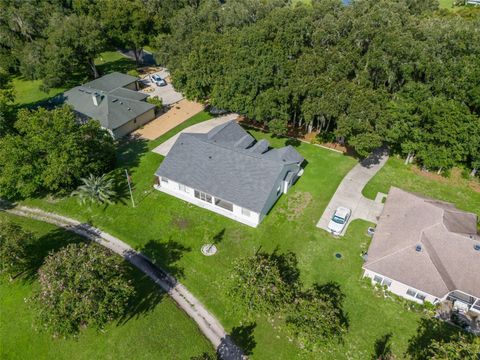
top-left (140, 238), bottom-right (191, 279)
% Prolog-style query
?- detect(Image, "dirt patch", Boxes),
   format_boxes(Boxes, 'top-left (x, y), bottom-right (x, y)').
top-left (133, 99), bottom-right (204, 140)
top-left (277, 191), bottom-right (313, 221)
top-left (171, 217), bottom-right (191, 230)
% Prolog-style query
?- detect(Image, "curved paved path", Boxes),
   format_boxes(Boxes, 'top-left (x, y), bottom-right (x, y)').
top-left (316, 146), bottom-right (389, 236)
top-left (1, 202), bottom-right (244, 360)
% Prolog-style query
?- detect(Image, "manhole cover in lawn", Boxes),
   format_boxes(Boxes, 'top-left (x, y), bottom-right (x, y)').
top-left (201, 244), bottom-right (217, 256)
top-left (334, 252), bottom-right (343, 259)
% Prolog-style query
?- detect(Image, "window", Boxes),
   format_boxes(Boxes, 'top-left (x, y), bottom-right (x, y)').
top-left (161, 177), bottom-right (168, 183)
top-left (415, 293), bottom-right (426, 301)
top-left (382, 278), bottom-right (392, 287)
top-left (215, 198), bottom-right (233, 212)
top-left (406, 288), bottom-right (417, 297)
top-left (373, 275), bottom-right (383, 284)
top-left (242, 208), bottom-right (251, 217)
top-left (178, 184), bottom-right (186, 192)
top-left (194, 190), bottom-right (212, 203)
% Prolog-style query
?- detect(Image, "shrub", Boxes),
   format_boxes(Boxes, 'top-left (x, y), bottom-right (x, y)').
top-left (34, 242), bottom-right (134, 336)
top-left (0, 220), bottom-right (34, 278)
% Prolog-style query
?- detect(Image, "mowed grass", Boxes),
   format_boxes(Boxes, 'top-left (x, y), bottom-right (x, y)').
top-left (22, 114), bottom-right (428, 359)
top-left (0, 212), bottom-right (214, 360)
top-left (363, 156), bottom-right (480, 217)
top-left (12, 51), bottom-right (136, 108)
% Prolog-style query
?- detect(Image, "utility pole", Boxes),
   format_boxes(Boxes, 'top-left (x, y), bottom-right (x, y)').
top-left (125, 169), bottom-right (135, 208)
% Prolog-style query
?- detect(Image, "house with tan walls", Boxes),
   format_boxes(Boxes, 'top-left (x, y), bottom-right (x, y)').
top-left (64, 72), bottom-right (156, 139)
top-left (363, 187), bottom-right (480, 327)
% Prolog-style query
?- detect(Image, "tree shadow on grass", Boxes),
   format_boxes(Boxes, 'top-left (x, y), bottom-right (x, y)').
top-left (97, 57), bottom-right (136, 75)
top-left (314, 281), bottom-right (350, 331)
top-left (372, 332), bottom-right (393, 360)
top-left (140, 238), bottom-right (191, 279)
top-left (230, 322), bottom-right (257, 356)
top-left (117, 265), bottom-right (166, 326)
top-left (406, 317), bottom-right (470, 360)
top-left (115, 137), bottom-right (149, 170)
top-left (21, 228), bottom-right (85, 283)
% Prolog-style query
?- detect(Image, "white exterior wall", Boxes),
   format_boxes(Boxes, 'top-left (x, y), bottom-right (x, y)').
top-left (363, 269), bottom-right (439, 304)
top-left (155, 177), bottom-right (261, 227)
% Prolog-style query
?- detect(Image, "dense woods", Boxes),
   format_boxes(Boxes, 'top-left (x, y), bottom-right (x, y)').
top-left (157, 0), bottom-right (480, 172)
top-left (1, 0), bottom-right (480, 174)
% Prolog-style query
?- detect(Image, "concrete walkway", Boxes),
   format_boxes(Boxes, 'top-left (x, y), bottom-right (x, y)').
top-left (152, 113), bottom-right (239, 156)
top-left (316, 146), bottom-right (389, 236)
top-left (1, 203), bottom-right (244, 360)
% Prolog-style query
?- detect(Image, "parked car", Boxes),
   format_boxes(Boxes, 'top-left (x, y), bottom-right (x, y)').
top-left (151, 74), bottom-right (167, 87)
top-left (327, 206), bottom-right (351, 235)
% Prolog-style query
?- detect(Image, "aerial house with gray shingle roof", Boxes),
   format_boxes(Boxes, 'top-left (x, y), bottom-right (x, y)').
top-left (64, 72), bottom-right (155, 139)
top-left (154, 121), bottom-right (305, 227)
top-left (363, 187), bottom-right (480, 320)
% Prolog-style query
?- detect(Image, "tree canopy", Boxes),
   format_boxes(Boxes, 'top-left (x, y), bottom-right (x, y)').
top-left (0, 105), bottom-right (115, 199)
top-left (34, 242), bottom-right (135, 336)
top-left (157, 0), bottom-right (480, 170)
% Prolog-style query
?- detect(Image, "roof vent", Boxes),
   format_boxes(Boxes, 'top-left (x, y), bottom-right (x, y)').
top-left (415, 244), bottom-right (422, 252)
top-left (112, 99), bottom-right (118, 103)
top-left (474, 244), bottom-right (480, 252)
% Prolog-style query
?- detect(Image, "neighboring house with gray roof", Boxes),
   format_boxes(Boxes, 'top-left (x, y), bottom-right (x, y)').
top-left (154, 121), bottom-right (305, 227)
top-left (64, 72), bottom-right (155, 138)
top-left (363, 187), bottom-right (480, 317)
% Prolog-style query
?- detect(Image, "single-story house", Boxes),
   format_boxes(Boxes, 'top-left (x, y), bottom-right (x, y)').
top-left (363, 187), bottom-right (480, 316)
top-left (154, 121), bottom-right (305, 227)
top-left (64, 72), bottom-right (156, 138)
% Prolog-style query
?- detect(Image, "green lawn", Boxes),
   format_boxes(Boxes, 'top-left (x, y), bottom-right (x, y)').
top-left (21, 113), bottom-right (430, 359)
top-left (0, 212), bottom-right (214, 360)
top-left (12, 51), bottom-right (136, 107)
top-left (363, 156), bottom-right (480, 217)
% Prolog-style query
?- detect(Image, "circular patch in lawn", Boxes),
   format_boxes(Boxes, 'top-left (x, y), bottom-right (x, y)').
top-left (334, 252), bottom-right (343, 259)
top-left (201, 244), bottom-right (218, 256)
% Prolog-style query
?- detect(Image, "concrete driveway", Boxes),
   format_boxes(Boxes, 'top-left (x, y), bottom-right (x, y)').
top-left (140, 69), bottom-right (183, 105)
top-left (316, 146), bottom-right (389, 236)
top-left (152, 113), bottom-right (239, 156)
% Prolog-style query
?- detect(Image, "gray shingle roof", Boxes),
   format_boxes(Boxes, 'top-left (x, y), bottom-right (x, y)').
top-left (156, 121), bottom-right (304, 213)
top-left (364, 187), bottom-right (480, 298)
top-left (64, 73), bottom-right (155, 130)
top-left (83, 72), bottom-right (138, 92)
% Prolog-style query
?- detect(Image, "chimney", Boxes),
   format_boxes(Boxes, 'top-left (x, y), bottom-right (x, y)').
top-left (92, 92), bottom-right (102, 106)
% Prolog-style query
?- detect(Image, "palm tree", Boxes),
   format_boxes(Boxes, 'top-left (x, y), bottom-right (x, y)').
top-left (72, 174), bottom-right (116, 205)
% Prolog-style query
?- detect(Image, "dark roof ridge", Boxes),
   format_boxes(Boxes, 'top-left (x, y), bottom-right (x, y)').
top-left (181, 132), bottom-right (300, 166)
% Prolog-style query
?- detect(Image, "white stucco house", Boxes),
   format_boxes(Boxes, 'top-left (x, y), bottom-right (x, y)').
top-left (363, 187), bottom-right (480, 321)
top-left (154, 121), bottom-right (305, 227)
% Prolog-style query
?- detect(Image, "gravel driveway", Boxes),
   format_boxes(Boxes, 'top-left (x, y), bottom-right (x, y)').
top-left (316, 146), bottom-right (389, 236)
top-left (140, 69), bottom-right (184, 105)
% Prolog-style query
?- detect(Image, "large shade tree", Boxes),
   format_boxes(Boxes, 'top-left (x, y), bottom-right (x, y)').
top-left (34, 242), bottom-right (135, 336)
top-left (0, 106), bottom-right (115, 199)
